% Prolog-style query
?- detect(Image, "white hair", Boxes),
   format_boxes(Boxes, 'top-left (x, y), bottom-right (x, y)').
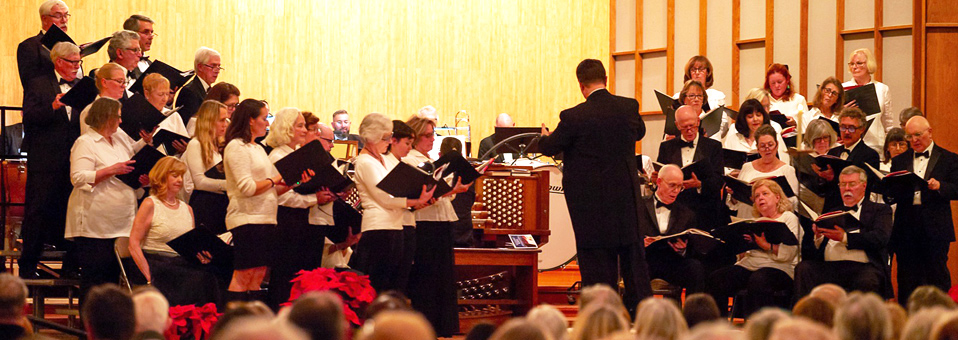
top-left (527, 304), bottom-right (569, 340)
top-left (39, 0), bottom-right (67, 16)
top-left (107, 30), bottom-right (139, 61)
top-left (418, 105), bottom-right (438, 120)
top-left (359, 113), bottom-right (393, 144)
top-left (132, 290), bottom-right (169, 334)
top-left (194, 47), bottom-right (221, 67)
top-left (264, 107), bottom-right (302, 148)
top-left (50, 41), bottom-right (79, 62)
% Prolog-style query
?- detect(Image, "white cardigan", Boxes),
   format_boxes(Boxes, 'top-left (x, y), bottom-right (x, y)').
top-left (224, 139), bottom-right (278, 229)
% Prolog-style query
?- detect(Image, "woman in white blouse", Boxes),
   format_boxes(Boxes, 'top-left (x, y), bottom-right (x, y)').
top-left (728, 125), bottom-right (799, 218)
top-left (403, 115), bottom-right (470, 337)
top-left (681, 55), bottom-right (729, 140)
top-left (222, 99), bottom-right (295, 303)
top-left (349, 113), bottom-right (435, 293)
top-left (65, 97), bottom-right (148, 297)
top-left (845, 48), bottom-right (893, 152)
top-left (800, 77), bottom-right (845, 134)
top-left (143, 73), bottom-right (189, 155)
top-left (765, 63), bottom-right (808, 127)
top-left (184, 101), bottom-right (229, 234)
top-left (723, 99), bottom-right (790, 169)
top-left (708, 178), bottom-right (802, 316)
top-left (128, 157), bottom-right (227, 306)
top-left (264, 107), bottom-right (335, 308)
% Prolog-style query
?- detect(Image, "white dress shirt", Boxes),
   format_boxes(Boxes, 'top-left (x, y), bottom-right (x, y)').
top-left (680, 135), bottom-right (699, 166)
top-left (64, 129), bottom-right (144, 239)
top-left (403, 149), bottom-right (459, 222)
top-left (913, 143), bottom-right (934, 205)
top-left (816, 198), bottom-right (869, 263)
top-left (55, 72), bottom-right (76, 121)
top-left (268, 145), bottom-right (319, 209)
top-left (653, 194), bottom-right (672, 234)
top-left (736, 211), bottom-right (803, 278)
top-left (224, 138), bottom-right (279, 229)
top-left (354, 153), bottom-right (407, 232)
top-left (769, 94), bottom-right (808, 119)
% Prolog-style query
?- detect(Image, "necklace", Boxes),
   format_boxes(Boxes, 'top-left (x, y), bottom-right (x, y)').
top-left (159, 196), bottom-right (178, 208)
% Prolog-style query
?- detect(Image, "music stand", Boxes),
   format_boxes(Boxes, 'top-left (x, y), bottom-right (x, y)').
top-left (494, 127), bottom-right (543, 157)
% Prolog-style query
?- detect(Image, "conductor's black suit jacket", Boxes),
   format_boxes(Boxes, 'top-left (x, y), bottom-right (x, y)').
top-left (539, 89), bottom-right (646, 249)
top-left (889, 146), bottom-right (958, 248)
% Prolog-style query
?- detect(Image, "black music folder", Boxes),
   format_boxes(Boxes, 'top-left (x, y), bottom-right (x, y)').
top-left (652, 160), bottom-right (706, 180)
top-left (844, 83), bottom-right (882, 115)
top-left (433, 151), bottom-right (482, 185)
top-left (723, 149), bottom-right (760, 170)
top-left (119, 93), bottom-right (167, 141)
top-left (817, 117), bottom-right (840, 134)
top-left (655, 90), bottom-right (680, 136)
top-left (768, 110), bottom-right (789, 127)
top-left (863, 164), bottom-right (927, 199)
top-left (41, 24), bottom-right (109, 57)
top-left (813, 154), bottom-right (854, 174)
top-left (153, 129), bottom-right (191, 155)
top-left (204, 161), bottom-right (225, 180)
top-left (724, 175), bottom-right (795, 205)
top-left (645, 228), bottom-right (722, 255)
top-left (59, 76), bottom-right (98, 111)
top-left (712, 218), bottom-right (799, 254)
top-left (801, 202), bottom-right (858, 230)
top-left (129, 60), bottom-right (192, 94)
top-left (274, 140), bottom-right (354, 194)
top-left (701, 107), bottom-right (726, 137)
top-left (715, 105), bottom-right (739, 121)
top-left (116, 146), bottom-right (166, 189)
top-left (377, 162), bottom-right (452, 199)
top-left (330, 200), bottom-right (362, 243)
top-left (166, 228), bottom-right (233, 267)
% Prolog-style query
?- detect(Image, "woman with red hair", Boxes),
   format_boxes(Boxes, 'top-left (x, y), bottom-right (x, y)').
top-left (764, 63), bottom-right (808, 127)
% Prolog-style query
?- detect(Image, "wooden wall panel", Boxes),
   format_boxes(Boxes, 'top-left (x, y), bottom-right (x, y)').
top-left (807, 0), bottom-right (838, 97)
top-left (616, 0), bottom-right (638, 52)
top-left (882, 32), bottom-right (913, 114)
top-left (673, 0), bottom-right (700, 89)
top-left (1, 0), bottom-right (610, 156)
top-left (773, 0), bottom-right (802, 95)
top-left (706, 0), bottom-right (734, 101)
top-left (883, 0), bottom-right (913, 27)
top-left (643, 0), bottom-right (669, 49)
top-left (739, 46), bottom-right (766, 103)
top-left (927, 3), bottom-right (958, 23)
top-left (641, 53), bottom-right (668, 108)
top-left (614, 56), bottom-right (637, 99)
top-left (740, 0), bottom-right (767, 40)
top-left (844, 0), bottom-right (876, 30)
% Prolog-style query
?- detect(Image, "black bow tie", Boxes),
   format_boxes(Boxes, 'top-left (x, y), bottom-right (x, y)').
top-left (842, 205), bottom-right (859, 213)
top-left (59, 77), bottom-right (79, 87)
top-left (841, 147), bottom-right (853, 155)
top-left (127, 71), bottom-right (136, 79)
top-left (916, 150), bottom-right (930, 159)
top-left (655, 199), bottom-right (672, 210)
top-left (677, 139), bottom-right (694, 149)
top-left (140, 56), bottom-right (150, 61)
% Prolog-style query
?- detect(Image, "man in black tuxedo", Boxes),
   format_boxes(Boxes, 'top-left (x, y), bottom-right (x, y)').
top-left (656, 105), bottom-right (726, 231)
top-left (639, 164), bottom-right (705, 294)
top-left (95, 30), bottom-right (140, 99)
top-left (17, 1), bottom-right (70, 87)
top-left (814, 108), bottom-right (880, 211)
top-left (889, 116), bottom-right (958, 303)
top-left (331, 109), bottom-right (365, 150)
top-left (19, 42), bottom-right (83, 278)
top-left (538, 59), bottom-right (651, 313)
top-left (794, 165), bottom-right (892, 298)
top-left (123, 14), bottom-right (155, 80)
top-left (175, 47), bottom-right (221, 122)
top-left (477, 113), bottom-right (515, 162)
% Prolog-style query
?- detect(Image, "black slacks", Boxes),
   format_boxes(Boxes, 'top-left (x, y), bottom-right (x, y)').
top-left (576, 242), bottom-right (653, 314)
top-left (395, 225), bottom-right (416, 294)
top-left (647, 251), bottom-right (706, 294)
top-left (75, 237), bottom-right (119, 304)
top-left (895, 240), bottom-right (951, 304)
top-left (408, 221), bottom-right (459, 337)
top-left (268, 206), bottom-right (324, 309)
top-left (20, 169), bottom-right (75, 276)
top-left (793, 260), bottom-right (884, 298)
top-left (349, 229), bottom-right (404, 293)
top-left (707, 265), bottom-right (793, 317)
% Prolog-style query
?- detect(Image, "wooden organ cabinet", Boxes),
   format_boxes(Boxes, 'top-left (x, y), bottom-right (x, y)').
top-left (455, 165), bottom-right (552, 333)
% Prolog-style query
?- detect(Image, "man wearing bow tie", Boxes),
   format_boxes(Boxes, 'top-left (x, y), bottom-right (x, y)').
top-left (95, 30), bottom-right (140, 99)
top-left (815, 107), bottom-right (880, 211)
top-left (19, 41), bottom-right (84, 279)
top-left (889, 116), bottom-right (958, 304)
top-left (123, 15), bottom-right (154, 80)
top-left (794, 165), bottom-right (892, 298)
top-left (175, 47), bottom-right (221, 123)
top-left (638, 164), bottom-right (705, 294)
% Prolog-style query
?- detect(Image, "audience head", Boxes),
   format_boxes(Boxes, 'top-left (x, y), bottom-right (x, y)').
top-left (848, 48), bottom-right (878, 78)
top-left (225, 99), bottom-right (268, 143)
top-left (82, 284), bottom-right (135, 340)
top-left (687, 321), bottom-right (742, 340)
top-left (838, 165), bottom-right (868, 207)
top-left (0, 274), bottom-right (27, 324)
top-left (908, 285), bottom-right (957, 315)
top-left (131, 287), bottom-right (169, 335)
top-left (745, 88), bottom-right (772, 111)
top-left (39, 0), bottom-right (69, 32)
top-left (684, 55), bottom-right (714, 88)
top-left (634, 297), bottom-right (688, 340)
top-left (496, 113), bottom-right (515, 128)
top-left (85, 97), bottom-right (122, 133)
top-left (365, 291), bottom-right (411, 320)
top-left (95, 63), bottom-right (128, 99)
top-left (899, 107), bottom-right (923, 128)
top-left (754, 124), bottom-right (778, 159)
top-left (359, 113), bottom-right (393, 155)
top-left (833, 292), bottom-right (892, 340)
top-left (656, 164), bottom-right (684, 205)
top-left (417, 105), bottom-right (438, 121)
top-left (212, 301), bottom-right (275, 337)
top-left (464, 322), bottom-right (498, 340)
top-left (406, 115), bottom-right (437, 154)
top-left (489, 318), bottom-right (552, 340)
top-left (812, 77), bottom-right (845, 114)
top-left (194, 47), bottom-right (222, 85)
top-left (216, 316), bottom-right (307, 340)
top-left (123, 14), bottom-right (155, 52)
top-left (570, 304), bottom-right (629, 340)
top-left (576, 59), bottom-right (607, 96)
top-left (332, 110), bottom-right (352, 136)
top-left (901, 307), bottom-right (950, 340)
top-left (50, 41), bottom-right (81, 81)
top-left (735, 99), bottom-right (770, 137)
top-left (287, 291), bottom-right (346, 340)
top-left (904, 115), bottom-right (934, 154)
top-left (526, 304), bottom-right (568, 340)
top-left (931, 311), bottom-right (958, 340)
top-left (148, 156), bottom-right (187, 198)
top-left (683, 293), bottom-right (721, 329)
top-left (357, 310), bottom-right (435, 340)
top-left (838, 107), bottom-right (867, 147)
top-left (675, 105), bottom-right (701, 141)
top-left (679, 80), bottom-right (708, 113)
top-left (742, 307), bottom-right (790, 340)
top-left (578, 284), bottom-right (627, 319)
top-left (751, 177), bottom-right (792, 218)
top-left (883, 127), bottom-right (908, 162)
top-left (764, 63), bottom-right (794, 100)
top-left (792, 295), bottom-right (835, 328)
top-left (803, 119), bottom-right (837, 155)
top-left (205, 83), bottom-right (241, 116)
top-left (809, 283), bottom-right (847, 307)
top-left (265, 107), bottom-right (307, 148)
top-left (768, 317), bottom-right (838, 340)
top-left (886, 302), bottom-right (907, 340)
top-left (107, 30), bottom-right (141, 70)
top-left (142, 73), bottom-right (171, 110)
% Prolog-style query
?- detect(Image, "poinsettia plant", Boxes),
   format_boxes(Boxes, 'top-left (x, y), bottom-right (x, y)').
top-left (287, 268), bottom-right (377, 326)
top-left (164, 303), bottom-right (220, 340)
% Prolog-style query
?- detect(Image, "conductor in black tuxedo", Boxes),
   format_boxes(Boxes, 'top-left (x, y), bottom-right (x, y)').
top-left (538, 59), bottom-right (651, 313)
top-left (175, 47), bottom-right (221, 122)
top-left (639, 164), bottom-right (705, 294)
top-left (794, 165), bottom-right (892, 298)
top-left (17, 1), bottom-right (70, 87)
top-left (656, 105), bottom-right (726, 231)
top-left (888, 116), bottom-right (958, 303)
top-left (19, 42), bottom-right (83, 278)
top-left (813, 108), bottom-right (880, 211)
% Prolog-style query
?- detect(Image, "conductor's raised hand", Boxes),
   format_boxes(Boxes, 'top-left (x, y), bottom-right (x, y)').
top-left (540, 124), bottom-right (551, 136)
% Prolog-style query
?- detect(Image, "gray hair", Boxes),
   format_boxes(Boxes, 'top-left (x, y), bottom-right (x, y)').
top-left (526, 304), bottom-right (569, 340)
top-left (39, 0), bottom-right (68, 16)
top-left (194, 47), bottom-right (220, 68)
top-left (359, 113), bottom-right (393, 144)
top-left (634, 297), bottom-right (688, 340)
top-left (0, 273), bottom-right (27, 320)
top-left (840, 165), bottom-right (867, 184)
top-left (107, 30), bottom-right (139, 61)
top-left (50, 41), bottom-right (79, 63)
top-left (418, 105), bottom-right (437, 119)
top-left (743, 307), bottom-right (790, 340)
top-left (132, 289), bottom-right (169, 334)
top-left (264, 107), bottom-right (302, 148)
top-left (834, 292), bottom-right (892, 340)
top-left (803, 119), bottom-right (837, 148)
top-left (769, 317), bottom-right (838, 340)
top-left (123, 14), bottom-right (153, 32)
top-left (901, 307), bottom-right (950, 340)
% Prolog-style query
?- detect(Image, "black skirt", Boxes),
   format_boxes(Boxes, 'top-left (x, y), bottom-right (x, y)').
top-left (145, 251), bottom-right (228, 307)
top-left (349, 229), bottom-right (404, 293)
top-left (408, 221), bottom-right (459, 337)
top-left (231, 223), bottom-right (273, 269)
top-left (189, 190), bottom-right (229, 235)
top-left (268, 206), bottom-right (325, 308)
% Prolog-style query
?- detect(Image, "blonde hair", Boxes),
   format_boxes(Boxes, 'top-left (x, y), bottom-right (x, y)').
top-left (405, 115), bottom-right (437, 147)
top-left (570, 304), bottom-right (629, 340)
top-left (194, 100), bottom-right (227, 168)
top-left (359, 113), bottom-right (393, 144)
top-left (142, 73), bottom-right (169, 94)
top-left (745, 87), bottom-right (770, 103)
top-left (95, 63), bottom-right (125, 93)
top-left (634, 297), bottom-right (688, 340)
top-left (264, 107), bottom-right (302, 148)
top-left (751, 178), bottom-right (793, 217)
top-left (85, 97), bottom-right (121, 130)
top-left (148, 157), bottom-right (187, 197)
top-left (850, 48), bottom-right (878, 74)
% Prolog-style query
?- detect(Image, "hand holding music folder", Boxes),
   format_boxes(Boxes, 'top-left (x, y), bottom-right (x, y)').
top-left (433, 152), bottom-right (483, 185)
top-left (844, 83), bottom-right (882, 115)
top-left (863, 163), bottom-right (927, 199)
top-left (166, 228), bottom-right (233, 267)
top-left (800, 201), bottom-right (859, 230)
top-left (712, 218), bottom-right (799, 254)
top-left (652, 161), bottom-right (705, 180)
top-left (116, 146), bottom-right (166, 189)
top-left (274, 140), bottom-right (354, 194)
top-left (377, 162), bottom-right (453, 199)
top-left (119, 93), bottom-right (167, 142)
top-left (701, 107), bottom-right (729, 137)
top-left (59, 77), bottom-right (98, 111)
top-left (645, 228), bottom-right (723, 255)
top-left (41, 24), bottom-right (110, 57)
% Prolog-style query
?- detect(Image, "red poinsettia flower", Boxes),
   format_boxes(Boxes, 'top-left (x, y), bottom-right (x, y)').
top-left (287, 268), bottom-right (376, 326)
